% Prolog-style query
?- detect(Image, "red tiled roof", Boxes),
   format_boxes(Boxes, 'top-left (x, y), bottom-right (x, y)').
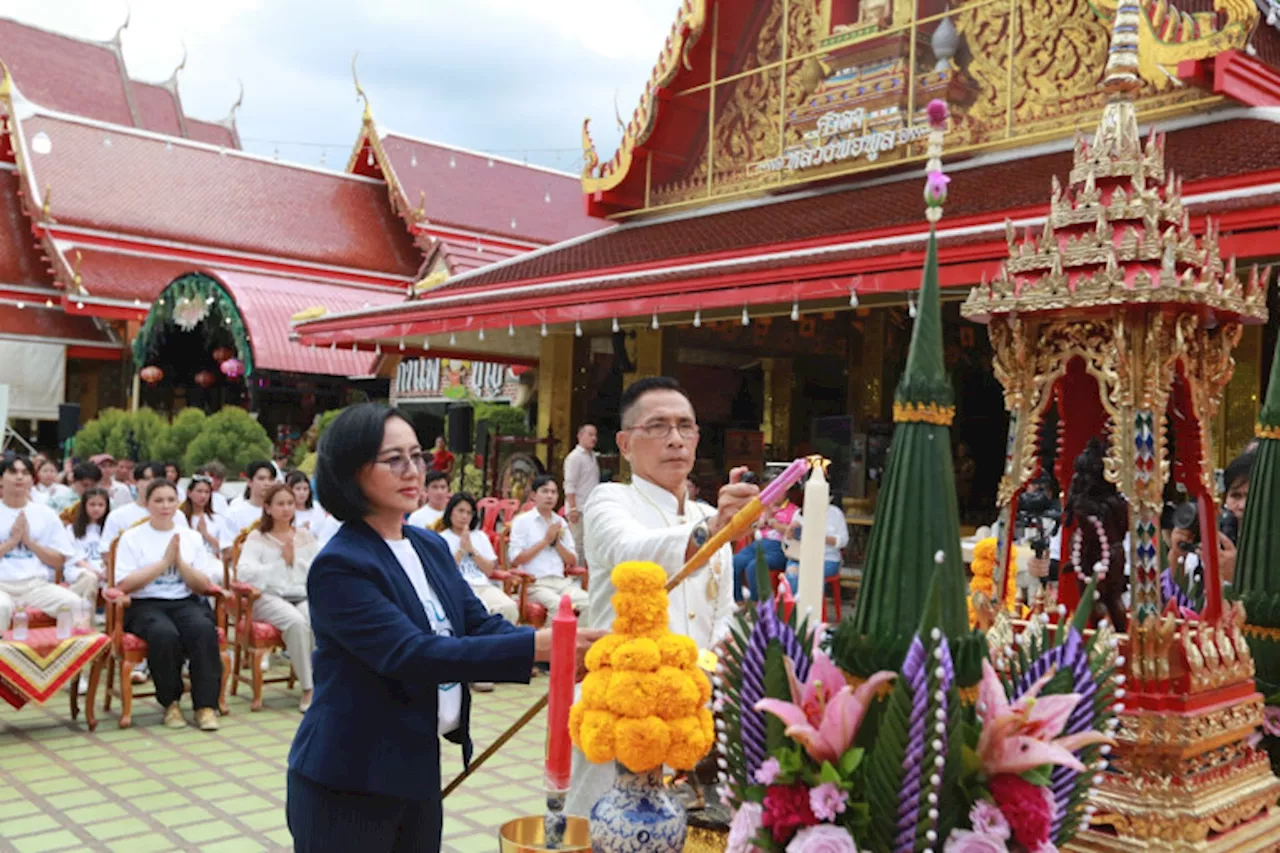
top-left (129, 81), bottom-right (182, 137)
top-left (378, 134), bottom-right (608, 245)
top-left (0, 170), bottom-right (49, 286)
top-left (449, 116), bottom-right (1280, 290)
top-left (185, 118), bottom-right (237, 149)
top-left (67, 248), bottom-right (402, 373)
top-left (435, 235), bottom-right (523, 276)
top-left (0, 303), bottom-right (115, 344)
top-left (0, 19), bottom-right (134, 127)
top-left (21, 113), bottom-right (422, 277)
top-left (217, 269), bottom-right (401, 375)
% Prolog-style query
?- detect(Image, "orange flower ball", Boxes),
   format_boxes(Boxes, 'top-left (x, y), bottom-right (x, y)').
top-left (651, 665), bottom-right (701, 719)
top-left (615, 716), bottom-right (671, 773)
top-left (689, 666), bottom-right (712, 705)
top-left (584, 635), bottom-right (628, 672)
top-left (611, 561), bottom-right (667, 592)
top-left (611, 637), bottom-right (662, 672)
top-left (578, 709), bottom-right (618, 764)
top-left (580, 669), bottom-right (613, 711)
top-left (568, 702), bottom-right (586, 744)
top-left (665, 714), bottom-right (713, 770)
top-left (656, 633), bottom-right (698, 668)
top-left (606, 670), bottom-right (659, 719)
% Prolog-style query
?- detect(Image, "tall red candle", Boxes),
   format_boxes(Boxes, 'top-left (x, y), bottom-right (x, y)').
top-left (546, 593), bottom-right (577, 792)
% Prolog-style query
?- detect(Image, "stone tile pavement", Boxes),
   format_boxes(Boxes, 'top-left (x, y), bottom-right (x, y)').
top-left (1, 666), bottom-right (552, 852)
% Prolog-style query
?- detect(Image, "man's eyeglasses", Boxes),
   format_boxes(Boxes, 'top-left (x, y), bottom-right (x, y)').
top-left (625, 421), bottom-right (700, 441)
top-left (377, 452), bottom-right (429, 477)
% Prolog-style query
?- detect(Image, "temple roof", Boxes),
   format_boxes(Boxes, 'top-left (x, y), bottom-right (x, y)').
top-left (347, 121), bottom-right (609, 276)
top-left (432, 112), bottom-right (1280, 293)
top-left (0, 16), bottom-right (241, 148)
top-left (15, 108), bottom-right (422, 279)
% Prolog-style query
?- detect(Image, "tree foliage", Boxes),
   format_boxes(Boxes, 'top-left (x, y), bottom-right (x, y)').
top-left (154, 408), bottom-right (208, 466)
top-left (73, 408), bottom-right (170, 462)
top-left (182, 407), bottom-right (274, 476)
top-left (72, 408), bottom-right (129, 458)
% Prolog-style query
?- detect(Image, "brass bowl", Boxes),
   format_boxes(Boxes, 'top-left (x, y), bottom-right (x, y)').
top-left (498, 815), bottom-right (592, 852)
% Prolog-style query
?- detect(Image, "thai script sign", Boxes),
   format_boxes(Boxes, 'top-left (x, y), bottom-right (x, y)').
top-left (751, 118), bottom-right (931, 174)
top-left (393, 357), bottom-right (519, 403)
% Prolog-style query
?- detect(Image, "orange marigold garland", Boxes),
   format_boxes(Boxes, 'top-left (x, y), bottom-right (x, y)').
top-left (967, 537), bottom-right (1018, 627)
top-left (568, 561), bottom-right (715, 773)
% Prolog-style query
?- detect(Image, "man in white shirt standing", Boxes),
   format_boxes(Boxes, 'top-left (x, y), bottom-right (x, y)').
top-left (562, 424), bottom-right (600, 566)
top-left (565, 376), bottom-right (757, 816)
top-left (0, 456), bottom-right (79, 630)
top-left (509, 475), bottom-right (586, 612)
top-left (408, 470), bottom-right (451, 529)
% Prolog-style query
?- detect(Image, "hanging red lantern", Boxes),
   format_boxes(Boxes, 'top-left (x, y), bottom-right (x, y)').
top-left (219, 358), bottom-right (245, 379)
top-left (140, 365), bottom-right (164, 385)
top-left (212, 346), bottom-right (235, 363)
top-left (193, 370), bottom-right (217, 389)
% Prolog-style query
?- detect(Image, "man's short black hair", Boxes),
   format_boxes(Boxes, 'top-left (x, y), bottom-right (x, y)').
top-left (1224, 451), bottom-right (1256, 492)
top-left (316, 403), bottom-right (418, 523)
top-left (0, 456), bottom-right (31, 477)
top-left (443, 492), bottom-right (480, 531)
top-left (530, 473), bottom-right (557, 494)
top-left (245, 460), bottom-right (275, 481)
top-left (72, 462), bottom-right (102, 483)
top-left (135, 461), bottom-right (167, 481)
top-left (425, 469), bottom-right (448, 488)
top-left (618, 376), bottom-right (691, 428)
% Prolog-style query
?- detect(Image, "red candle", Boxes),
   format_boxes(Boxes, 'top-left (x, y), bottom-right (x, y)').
top-left (546, 593), bottom-right (576, 792)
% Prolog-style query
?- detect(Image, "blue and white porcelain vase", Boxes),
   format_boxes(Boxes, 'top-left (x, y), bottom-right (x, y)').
top-left (589, 763), bottom-right (686, 853)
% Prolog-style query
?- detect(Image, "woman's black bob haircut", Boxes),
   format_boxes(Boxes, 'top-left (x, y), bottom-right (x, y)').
top-left (316, 403), bottom-right (419, 522)
top-left (442, 492), bottom-right (480, 531)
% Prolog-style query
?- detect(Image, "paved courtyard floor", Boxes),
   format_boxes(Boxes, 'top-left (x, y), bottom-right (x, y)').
top-left (1, 665), bottom-right (550, 852)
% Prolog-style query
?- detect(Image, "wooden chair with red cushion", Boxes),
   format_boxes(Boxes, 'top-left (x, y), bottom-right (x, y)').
top-left (227, 520), bottom-right (297, 711)
top-left (102, 522), bottom-right (231, 728)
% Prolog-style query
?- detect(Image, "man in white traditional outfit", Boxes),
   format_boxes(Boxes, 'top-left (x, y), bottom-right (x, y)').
top-left (565, 376), bottom-right (757, 816)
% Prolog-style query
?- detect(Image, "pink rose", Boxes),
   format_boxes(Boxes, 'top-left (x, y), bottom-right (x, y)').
top-left (926, 99), bottom-right (950, 129)
top-left (754, 757), bottom-right (782, 785)
top-left (728, 803), bottom-right (764, 853)
top-left (785, 824), bottom-right (859, 853)
top-left (944, 830), bottom-right (1008, 853)
top-left (808, 782), bottom-right (848, 821)
top-left (970, 801), bottom-right (1010, 840)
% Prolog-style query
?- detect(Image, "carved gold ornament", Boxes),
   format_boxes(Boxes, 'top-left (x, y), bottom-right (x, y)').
top-left (1257, 424), bottom-right (1280, 440)
top-left (892, 400), bottom-right (956, 425)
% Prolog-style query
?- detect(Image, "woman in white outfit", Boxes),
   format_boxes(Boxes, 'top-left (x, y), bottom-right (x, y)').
top-left (287, 471), bottom-right (338, 546)
top-left (65, 487), bottom-right (110, 602)
top-left (181, 475), bottom-right (233, 582)
top-left (32, 459), bottom-right (73, 509)
top-left (235, 483), bottom-right (318, 712)
top-left (437, 492), bottom-right (517, 624)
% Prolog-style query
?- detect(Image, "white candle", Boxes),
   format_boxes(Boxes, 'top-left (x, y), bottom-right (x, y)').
top-left (796, 462), bottom-right (829, 621)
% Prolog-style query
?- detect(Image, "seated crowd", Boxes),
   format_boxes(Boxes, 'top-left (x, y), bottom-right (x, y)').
top-left (4, 446), bottom-right (598, 726)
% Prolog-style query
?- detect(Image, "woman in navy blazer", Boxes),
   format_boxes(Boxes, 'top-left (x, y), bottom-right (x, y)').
top-left (287, 404), bottom-right (600, 853)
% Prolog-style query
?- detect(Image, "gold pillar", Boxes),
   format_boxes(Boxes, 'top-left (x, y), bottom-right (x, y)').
top-left (623, 328), bottom-right (664, 389)
top-left (852, 310), bottom-right (888, 422)
top-left (1216, 324), bottom-right (1262, 467)
top-left (762, 357), bottom-right (793, 455)
top-left (536, 333), bottom-right (575, 472)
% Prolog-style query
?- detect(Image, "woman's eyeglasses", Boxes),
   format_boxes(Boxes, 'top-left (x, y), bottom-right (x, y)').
top-left (377, 452), bottom-right (429, 477)
top-left (625, 420), bottom-right (700, 441)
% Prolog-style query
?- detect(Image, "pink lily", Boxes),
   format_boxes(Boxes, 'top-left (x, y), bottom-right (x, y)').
top-left (755, 650), bottom-right (895, 763)
top-left (976, 659), bottom-right (1113, 776)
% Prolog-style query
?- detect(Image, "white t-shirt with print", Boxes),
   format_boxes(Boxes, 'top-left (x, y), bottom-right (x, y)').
top-left (103, 502), bottom-right (189, 551)
top-left (0, 501), bottom-right (75, 583)
top-left (385, 537), bottom-right (460, 736)
top-left (115, 524), bottom-right (214, 600)
top-left (65, 522), bottom-right (104, 584)
top-left (439, 528), bottom-right (499, 588)
top-left (408, 504), bottom-right (443, 531)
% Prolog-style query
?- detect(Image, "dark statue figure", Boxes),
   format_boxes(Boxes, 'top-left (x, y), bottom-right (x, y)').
top-left (1061, 438), bottom-right (1129, 631)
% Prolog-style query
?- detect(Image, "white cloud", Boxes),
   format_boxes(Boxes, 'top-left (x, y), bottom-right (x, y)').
top-left (0, 0), bottom-right (676, 172)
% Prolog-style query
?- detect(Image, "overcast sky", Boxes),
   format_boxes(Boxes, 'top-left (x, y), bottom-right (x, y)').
top-left (1, 0), bottom-right (678, 174)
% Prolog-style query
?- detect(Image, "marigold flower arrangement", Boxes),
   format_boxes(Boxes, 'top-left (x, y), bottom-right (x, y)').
top-left (968, 537), bottom-right (1019, 628)
top-left (568, 561), bottom-right (715, 773)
